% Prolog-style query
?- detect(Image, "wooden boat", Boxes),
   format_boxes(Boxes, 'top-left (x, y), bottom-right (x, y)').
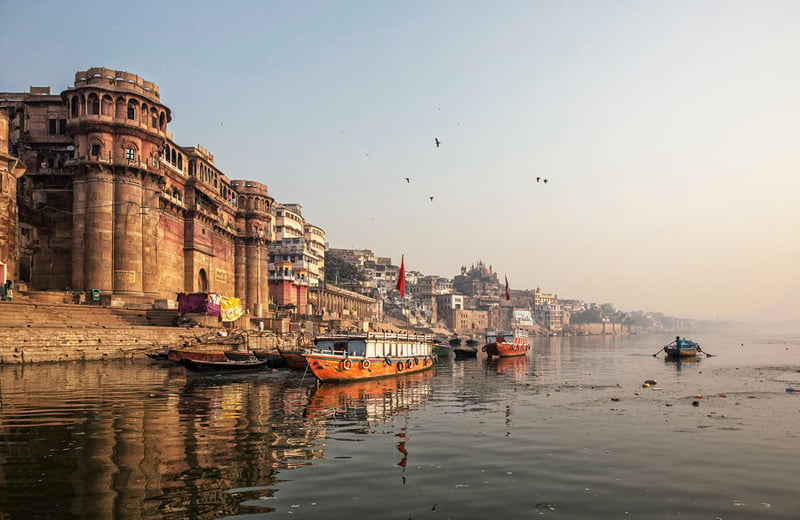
top-left (448, 336), bottom-right (463, 347)
top-left (482, 329), bottom-right (531, 358)
top-left (179, 357), bottom-right (270, 373)
top-left (276, 333), bottom-right (312, 370)
top-left (167, 348), bottom-right (229, 363)
top-left (276, 344), bottom-right (308, 370)
top-left (432, 340), bottom-right (452, 359)
top-left (303, 331), bottom-right (436, 382)
top-left (662, 337), bottom-right (701, 359)
top-left (452, 343), bottom-right (478, 360)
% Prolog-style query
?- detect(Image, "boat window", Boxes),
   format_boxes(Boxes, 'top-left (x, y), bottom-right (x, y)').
top-left (333, 341), bottom-right (348, 355)
top-left (349, 340), bottom-right (366, 357)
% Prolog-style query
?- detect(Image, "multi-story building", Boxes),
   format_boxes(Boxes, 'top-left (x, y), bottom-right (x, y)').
top-left (1, 68), bottom-right (272, 314)
top-left (268, 203), bottom-right (325, 311)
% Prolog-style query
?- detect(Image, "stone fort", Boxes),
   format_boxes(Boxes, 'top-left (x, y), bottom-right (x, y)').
top-left (1, 67), bottom-right (272, 314)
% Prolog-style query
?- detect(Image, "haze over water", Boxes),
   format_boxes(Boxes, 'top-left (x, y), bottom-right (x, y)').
top-left (1, 330), bottom-right (799, 519)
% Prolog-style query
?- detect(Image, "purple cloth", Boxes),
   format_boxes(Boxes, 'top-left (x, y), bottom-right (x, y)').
top-left (177, 293), bottom-right (208, 314)
top-left (205, 302), bottom-right (220, 316)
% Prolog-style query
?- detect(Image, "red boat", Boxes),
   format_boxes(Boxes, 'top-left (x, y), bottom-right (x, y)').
top-left (482, 329), bottom-right (531, 359)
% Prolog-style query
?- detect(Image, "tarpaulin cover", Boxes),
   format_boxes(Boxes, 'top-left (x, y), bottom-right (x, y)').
top-left (220, 296), bottom-right (244, 322)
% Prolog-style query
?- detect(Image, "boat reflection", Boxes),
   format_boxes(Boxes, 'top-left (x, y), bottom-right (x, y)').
top-left (664, 356), bottom-right (702, 373)
top-left (305, 371), bottom-right (433, 477)
top-left (305, 370), bottom-right (434, 423)
top-left (486, 354), bottom-right (530, 381)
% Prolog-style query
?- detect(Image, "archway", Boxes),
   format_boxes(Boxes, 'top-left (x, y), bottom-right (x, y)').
top-left (198, 269), bottom-right (209, 292)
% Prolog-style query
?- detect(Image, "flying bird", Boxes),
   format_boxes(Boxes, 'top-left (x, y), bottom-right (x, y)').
top-left (405, 177), bottom-right (410, 183)
top-left (536, 177), bottom-right (541, 183)
top-left (429, 196), bottom-right (434, 201)
top-left (543, 179), bottom-right (549, 184)
top-left (434, 138), bottom-right (441, 148)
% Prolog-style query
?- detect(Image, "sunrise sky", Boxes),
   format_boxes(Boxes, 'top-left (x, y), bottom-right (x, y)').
top-left (2, 0), bottom-right (798, 321)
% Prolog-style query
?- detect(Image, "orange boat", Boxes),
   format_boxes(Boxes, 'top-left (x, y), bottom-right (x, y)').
top-left (482, 329), bottom-right (531, 359)
top-left (303, 332), bottom-right (436, 382)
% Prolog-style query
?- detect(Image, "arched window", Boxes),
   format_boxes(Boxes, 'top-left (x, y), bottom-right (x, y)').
top-left (177, 154), bottom-right (183, 170)
top-left (90, 140), bottom-right (103, 157)
top-left (102, 95), bottom-right (113, 116)
top-left (159, 112), bottom-right (166, 130)
top-left (171, 149), bottom-right (176, 164)
top-left (127, 100), bottom-right (137, 120)
top-left (71, 96), bottom-right (79, 118)
top-left (151, 108), bottom-right (158, 128)
top-left (88, 94), bottom-right (100, 115)
top-left (164, 145), bottom-right (170, 160)
top-left (125, 145), bottom-right (136, 162)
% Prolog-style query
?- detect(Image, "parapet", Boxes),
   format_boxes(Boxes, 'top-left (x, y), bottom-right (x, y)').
top-left (73, 67), bottom-right (160, 103)
top-left (232, 180), bottom-right (269, 197)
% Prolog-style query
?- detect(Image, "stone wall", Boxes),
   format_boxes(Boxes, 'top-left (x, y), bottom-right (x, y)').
top-left (0, 325), bottom-right (198, 364)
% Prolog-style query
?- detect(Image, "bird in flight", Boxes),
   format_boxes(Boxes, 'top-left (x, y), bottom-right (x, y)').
top-left (536, 177), bottom-right (541, 183)
top-left (429, 196), bottom-right (434, 201)
top-left (543, 179), bottom-right (549, 184)
top-left (405, 177), bottom-right (410, 183)
top-left (434, 138), bottom-right (441, 148)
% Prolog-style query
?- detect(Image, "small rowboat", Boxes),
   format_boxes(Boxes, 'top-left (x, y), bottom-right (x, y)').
top-left (663, 337), bottom-right (701, 359)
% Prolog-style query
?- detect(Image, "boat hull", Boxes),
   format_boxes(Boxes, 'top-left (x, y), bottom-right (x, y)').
top-left (276, 345), bottom-right (308, 370)
top-left (168, 349), bottom-right (228, 363)
top-left (304, 354), bottom-right (436, 381)
top-left (664, 347), bottom-right (698, 359)
top-left (452, 347), bottom-right (478, 360)
top-left (179, 358), bottom-right (270, 373)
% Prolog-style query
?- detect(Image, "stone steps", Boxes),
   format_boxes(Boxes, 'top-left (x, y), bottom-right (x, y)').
top-left (0, 301), bottom-right (178, 327)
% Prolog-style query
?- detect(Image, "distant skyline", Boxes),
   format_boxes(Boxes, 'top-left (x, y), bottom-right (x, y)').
top-left (1, 1), bottom-right (798, 321)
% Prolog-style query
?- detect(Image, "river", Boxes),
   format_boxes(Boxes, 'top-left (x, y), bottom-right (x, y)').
top-left (0, 329), bottom-right (798, 519)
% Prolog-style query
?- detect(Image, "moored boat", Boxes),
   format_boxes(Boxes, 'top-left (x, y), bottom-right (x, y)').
top-left (432, 339), bottom-right (452, 359)
top-left (179, 357), bottom-right (270, 373)
top-left (662, 336), bottom-right (701, 359)
top-left (303, 331), bottom-right (436, 382)
top-left (482, 329), bottom-right (531, 358)
top-left (452, 343), bottom-right (478, 360)
top-left (168, 348), bottom-right (229, 363)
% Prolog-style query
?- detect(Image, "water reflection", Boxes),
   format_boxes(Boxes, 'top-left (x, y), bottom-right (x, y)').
top-left (485, 355), bottom-right (530, 381)
top-left (0, 361), bottom-right (325, 519)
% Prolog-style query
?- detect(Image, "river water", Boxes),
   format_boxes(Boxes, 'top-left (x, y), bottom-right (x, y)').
top-left (1, 330), bottom-right (799, 519)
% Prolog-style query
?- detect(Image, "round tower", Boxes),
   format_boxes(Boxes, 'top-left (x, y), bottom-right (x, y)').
top-left (231, 180), bottom-right (273, 317)
top-left (62, 68), bottom-right (171, 299)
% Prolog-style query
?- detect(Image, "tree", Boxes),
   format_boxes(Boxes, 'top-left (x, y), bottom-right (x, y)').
top-left (324, 252), bottom-right (365, 285)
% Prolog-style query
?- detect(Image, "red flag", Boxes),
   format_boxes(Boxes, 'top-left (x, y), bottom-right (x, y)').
top-left (396, 255), bottom-right (406, 298)
top-left (504, 275), bottom-right (511, 301)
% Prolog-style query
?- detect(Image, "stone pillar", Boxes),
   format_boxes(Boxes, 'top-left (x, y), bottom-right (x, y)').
top-left (113, 174), bottom-right (144, 295)
top-left (71, 177), bottom-right (87, 290)
top-left (84, 170), bottom-right (114, 292)
top-left (141, 181), bottom-right (159, 297)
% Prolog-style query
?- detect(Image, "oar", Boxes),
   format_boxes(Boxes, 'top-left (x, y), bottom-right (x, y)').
top-left (697, 346), bottom-right (714, 357)
top-left (652, 346), bottom-right (665, 357)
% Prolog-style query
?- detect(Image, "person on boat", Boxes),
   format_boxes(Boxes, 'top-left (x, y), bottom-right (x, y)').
top-left (675, 336), bottom-right (681, 349)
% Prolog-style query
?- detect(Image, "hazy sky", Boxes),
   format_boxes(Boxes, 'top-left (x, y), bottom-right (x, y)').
top-left (1, 1), bottom-right (798, 321)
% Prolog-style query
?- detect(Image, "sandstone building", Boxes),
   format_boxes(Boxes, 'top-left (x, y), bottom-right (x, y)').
top-left (0, 68), bottom-right (274, 314)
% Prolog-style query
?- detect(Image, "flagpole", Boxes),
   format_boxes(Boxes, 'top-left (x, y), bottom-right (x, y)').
top-left (396, 255), bottom-right (409, 336)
